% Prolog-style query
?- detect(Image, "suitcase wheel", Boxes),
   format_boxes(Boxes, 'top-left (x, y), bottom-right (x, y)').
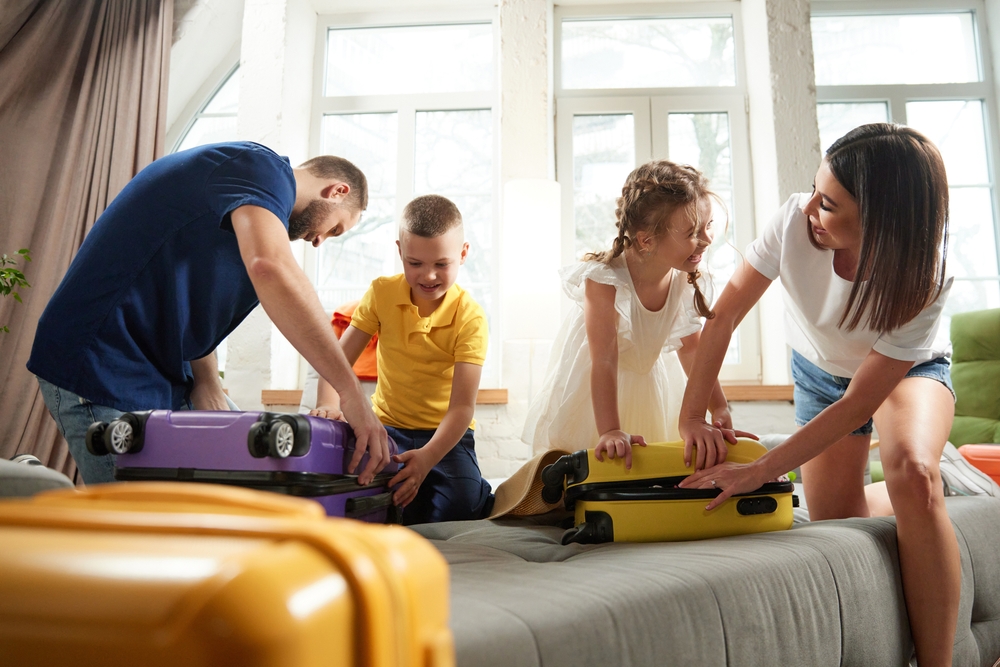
top-left (247, 421), bottom-right (270, 458)
top-left (85, 422), bottom-right (109, 456)
top-left (102, 413), bottom-right (145, 455)
top-left (268, 416), bottom-right (298, 458)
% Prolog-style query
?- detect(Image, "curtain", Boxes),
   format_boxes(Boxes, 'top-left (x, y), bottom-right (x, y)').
top-left (0, 0), bottom-right (172, 481)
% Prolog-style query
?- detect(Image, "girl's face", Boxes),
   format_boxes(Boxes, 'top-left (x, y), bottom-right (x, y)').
top-left (801, 161), bottom-right (862, 254)
top-left (645, 197), bottom-right (714, 273)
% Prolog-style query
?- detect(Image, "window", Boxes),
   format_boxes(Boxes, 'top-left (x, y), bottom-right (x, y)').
top-left (311, 15), bottom-right (498, 382)
top-left (812, 4), bottom-right (1000, 340)
top-left (556, 5), bottom-right (759, 381)
top-left (173, 66), bottom-right (240, 153)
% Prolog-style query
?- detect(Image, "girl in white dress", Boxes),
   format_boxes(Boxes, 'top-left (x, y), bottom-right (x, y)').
top-left (522, 161), bottom-right (747, 468)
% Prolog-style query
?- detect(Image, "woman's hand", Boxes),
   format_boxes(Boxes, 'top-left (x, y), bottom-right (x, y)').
top-left (678, 460), bottom-right (768, 511)
top-left (594, 429), bottom-right (647, 469)
top-left (389, 448), bottom-right (432, 507)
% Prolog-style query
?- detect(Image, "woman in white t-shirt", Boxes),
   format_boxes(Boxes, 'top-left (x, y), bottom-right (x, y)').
top-left (678, 124), bottom-right (957, 666)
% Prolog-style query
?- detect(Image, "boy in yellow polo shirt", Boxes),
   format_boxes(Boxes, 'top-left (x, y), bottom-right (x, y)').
top-left (312, 194), bottom-right (493, 524)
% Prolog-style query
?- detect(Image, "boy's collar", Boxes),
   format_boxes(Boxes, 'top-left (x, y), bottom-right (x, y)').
top-left (392, 275), bottom-right (460, 327)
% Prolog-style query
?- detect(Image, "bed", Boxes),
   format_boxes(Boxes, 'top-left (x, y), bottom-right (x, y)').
top-left (411, 496), bottom-right (1000, 667)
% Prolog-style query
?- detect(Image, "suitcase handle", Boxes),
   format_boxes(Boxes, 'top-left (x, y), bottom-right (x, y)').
top-left (345, 492), bottom-right (396, 518)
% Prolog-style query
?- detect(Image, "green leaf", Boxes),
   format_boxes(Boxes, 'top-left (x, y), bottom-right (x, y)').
top-left (13, 292), bottom-right (22, 303)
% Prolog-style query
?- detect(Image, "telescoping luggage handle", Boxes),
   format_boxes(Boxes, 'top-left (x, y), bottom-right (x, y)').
top-left (0, 482), bottom-right (454, 667)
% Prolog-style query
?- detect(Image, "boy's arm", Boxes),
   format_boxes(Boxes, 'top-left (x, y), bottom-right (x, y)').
top-left (312, 325), bottom-right (374, 421)
top-left (189, 350), bottom-right (230, 411)
top-left (388, 362), bottom-right (482, 507)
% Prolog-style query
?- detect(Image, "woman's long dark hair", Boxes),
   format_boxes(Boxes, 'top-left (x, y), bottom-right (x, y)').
top-left (822, 123), bottom-right (949, 333)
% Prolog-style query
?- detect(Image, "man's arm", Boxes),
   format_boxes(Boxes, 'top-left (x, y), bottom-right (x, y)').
top-left (312, 325), bottom-right (374, 421)
top-left (388, 362), bottom-right (482, 507)
top-left (189, 350), bottom-right (230, 411)
top-left (230, 204), bottom-right (388, 484)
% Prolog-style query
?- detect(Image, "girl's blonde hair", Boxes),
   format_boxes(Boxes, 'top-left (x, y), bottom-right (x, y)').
top-left (584, 160), bottom-right (716, 319)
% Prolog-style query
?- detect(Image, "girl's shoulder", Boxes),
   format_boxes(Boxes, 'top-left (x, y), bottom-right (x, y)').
top-left (560, 256), bottom-right (630, 295)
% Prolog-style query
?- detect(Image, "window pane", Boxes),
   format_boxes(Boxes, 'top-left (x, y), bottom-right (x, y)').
top-left (413, 110), bottom-right (493, 318)
top-left (203, 69), bottom-right (240, 114)
top-left (946, 187), bottom-right (999, 279)
top-left (817, 102), bottom-right (889, 154)
top-left (572, 115), bottom-right (635, 259)
top-left (562, 18), bottom-right (735, 90)
top-left (318, 113), bottom-right (399, 310)
top-left (176, 116), bottom-right (238, 152)
top-left (326, 24), bottom-right (493, 96)
top-left (906, 100), bottom-right (989, 186)
top-left (811, 13), bottom-right (979, 85)
top-left (667, 112), bottom-right (739, 363)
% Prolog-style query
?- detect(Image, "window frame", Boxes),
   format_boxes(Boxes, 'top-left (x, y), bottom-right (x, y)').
top-left (813, 0), bottom-right (1000, 314)
top-left (308, 8), bottom-right (501, 386)
top-left (554, 3), bottom-right (761, 382)
top-left (169, 63), bottom-right (240, 154)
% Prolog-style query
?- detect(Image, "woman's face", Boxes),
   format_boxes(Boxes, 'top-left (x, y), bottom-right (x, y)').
top-left (801, 161), bottom-right (862, 254)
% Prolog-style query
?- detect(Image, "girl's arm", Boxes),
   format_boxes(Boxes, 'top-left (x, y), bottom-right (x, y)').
top-left (681, 350), bottom-right (913, 510)
top-left (678, 260), bottom-right (772, 467)
top-left (585, 279), bottom-right (646, 468)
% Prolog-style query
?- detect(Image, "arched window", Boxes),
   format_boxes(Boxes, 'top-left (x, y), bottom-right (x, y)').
top-left (173, 66), bottom-right (240, 153)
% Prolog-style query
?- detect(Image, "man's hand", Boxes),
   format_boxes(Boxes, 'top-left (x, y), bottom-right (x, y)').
top-left (389, 448), bottom-right (432, 507)
top-left (338, 391), bottom-right (390, 485)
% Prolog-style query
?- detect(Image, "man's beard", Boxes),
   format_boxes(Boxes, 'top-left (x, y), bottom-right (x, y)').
top-left (287, 199), bottom-right (338, 241)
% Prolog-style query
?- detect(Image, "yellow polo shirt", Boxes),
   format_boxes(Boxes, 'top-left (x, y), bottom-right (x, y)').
top-left (350, 274), bottom-right (488, 431)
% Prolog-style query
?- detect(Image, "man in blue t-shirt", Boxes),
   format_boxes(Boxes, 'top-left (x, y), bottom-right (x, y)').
top-left (27, 142), bottom-right (390, 485)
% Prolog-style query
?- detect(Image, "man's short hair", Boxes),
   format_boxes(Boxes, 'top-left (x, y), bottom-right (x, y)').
top-left (401, 195), bottom-right (462, 238)
top-left (298, 155), bottom-right (368, 211)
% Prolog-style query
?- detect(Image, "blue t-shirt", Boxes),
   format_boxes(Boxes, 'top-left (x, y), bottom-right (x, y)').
top-left (28, 142), bottom-right (295, 411)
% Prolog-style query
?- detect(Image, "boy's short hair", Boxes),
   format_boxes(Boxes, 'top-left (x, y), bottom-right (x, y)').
top-left (401, 195), bottom-right (462, 238)
top-left (298, 155), bottom-right (368, 211)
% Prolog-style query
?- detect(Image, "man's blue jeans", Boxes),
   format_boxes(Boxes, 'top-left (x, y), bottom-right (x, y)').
top-left (36, 377), bottom-right (238, 485)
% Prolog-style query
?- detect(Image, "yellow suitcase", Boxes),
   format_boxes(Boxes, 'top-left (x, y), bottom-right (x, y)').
top-left (0, 482), bottom-right (453, 667)
top-left (541, 439), bottom-right (797, 544)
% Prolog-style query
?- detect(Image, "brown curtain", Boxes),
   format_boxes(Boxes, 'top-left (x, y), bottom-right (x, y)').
top-left (0, 0), bottom-right (172, 481)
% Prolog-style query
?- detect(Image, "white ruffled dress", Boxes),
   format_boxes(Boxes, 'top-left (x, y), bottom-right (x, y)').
top-left (521, 254), bottom-right (707, 454)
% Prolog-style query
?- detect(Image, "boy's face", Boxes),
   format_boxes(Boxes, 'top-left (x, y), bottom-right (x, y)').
top-left (397, 225), bottom-right (469, 309)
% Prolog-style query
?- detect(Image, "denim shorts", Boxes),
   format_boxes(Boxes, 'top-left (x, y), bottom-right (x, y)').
top-left (790, 350), bottom-right (954, 437)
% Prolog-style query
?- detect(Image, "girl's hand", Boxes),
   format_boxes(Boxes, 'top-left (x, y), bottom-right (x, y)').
top-left (678, 460), bottom-right (768, 511)
top-left (389, 449), bottom-right (432, 507)
top-left (309, 405), bottom-right (345, 421)
top-left (594, 430), bottom-right (647, 469)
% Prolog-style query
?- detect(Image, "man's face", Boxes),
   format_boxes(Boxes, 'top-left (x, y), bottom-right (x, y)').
top-left (287, 199), bottom-right (361, 247)
top-left (397, 225), bottom-right (468, 308)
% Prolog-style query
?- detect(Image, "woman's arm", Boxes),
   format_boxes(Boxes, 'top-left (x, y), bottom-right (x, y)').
top-left (678, 260), bottom-right (772, 467)
top-left (681, 350), bottom-right (913, 510)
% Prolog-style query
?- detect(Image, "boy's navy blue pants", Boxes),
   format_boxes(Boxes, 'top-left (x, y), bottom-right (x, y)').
top-left (384, 426), bottom-right (494, 525)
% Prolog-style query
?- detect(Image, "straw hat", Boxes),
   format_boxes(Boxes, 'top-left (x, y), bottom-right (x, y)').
top-left (489, 448), bottom-right (572, 518)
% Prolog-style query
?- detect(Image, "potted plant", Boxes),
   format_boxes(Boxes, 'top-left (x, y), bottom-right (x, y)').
top-left (1, 249), bottom-right (31, 333)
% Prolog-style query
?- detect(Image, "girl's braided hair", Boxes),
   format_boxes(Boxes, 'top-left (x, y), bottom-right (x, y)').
top-left (584, 160), bottom-right (716, 319)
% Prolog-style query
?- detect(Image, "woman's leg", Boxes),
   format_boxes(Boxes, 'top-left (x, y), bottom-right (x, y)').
top-left (800, 430), bottom-right (872, 520)
top-left (873, 376), bottom-right (957, 667)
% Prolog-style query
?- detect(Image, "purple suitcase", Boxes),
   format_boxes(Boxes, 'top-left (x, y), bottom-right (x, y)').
top-left (85, 410), bottom-right (401, 523)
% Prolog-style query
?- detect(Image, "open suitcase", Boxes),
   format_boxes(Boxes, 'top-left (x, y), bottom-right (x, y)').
top-left (541, 438), bottom-right (797, 544)
top-left (0, 482), bottom-right (453, 667)
top-left (86, 410), bottom-right (400, 523)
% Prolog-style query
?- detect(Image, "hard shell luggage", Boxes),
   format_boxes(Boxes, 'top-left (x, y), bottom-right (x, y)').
top-left (86, 410), bottom-right (400, 522)
top-left (0, 482), bottom-right (454, 667)
top-left (959, 443), bottom-right (1000, 485)
top-left (541, 438), bottom-right (797, 544)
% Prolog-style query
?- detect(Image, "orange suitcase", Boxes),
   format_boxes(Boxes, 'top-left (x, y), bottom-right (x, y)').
top-left (0, 482), bottom-right (453, 667)
top-left (959, 444), bottom-right (1000, 485)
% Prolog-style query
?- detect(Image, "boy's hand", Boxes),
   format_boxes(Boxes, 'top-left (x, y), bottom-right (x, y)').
top-left (388, 449), bottom-right (432, 507)
top-left (594, 430), bottom-right (646, 470)
top-left (309, 405), bottom-right (344, 421)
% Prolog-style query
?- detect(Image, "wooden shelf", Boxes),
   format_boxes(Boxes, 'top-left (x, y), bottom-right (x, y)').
top-left (261, 387), bottom-right (509, 406)
top-left (721, 384), bottom-right (794, 402)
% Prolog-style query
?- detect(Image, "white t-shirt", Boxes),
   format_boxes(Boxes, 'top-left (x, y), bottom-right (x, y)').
top-left (746, 193), bottom-right (952, 378)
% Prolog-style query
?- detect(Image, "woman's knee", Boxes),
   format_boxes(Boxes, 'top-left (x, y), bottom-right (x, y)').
top-left (884, 451), bottom-right (943, 510)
